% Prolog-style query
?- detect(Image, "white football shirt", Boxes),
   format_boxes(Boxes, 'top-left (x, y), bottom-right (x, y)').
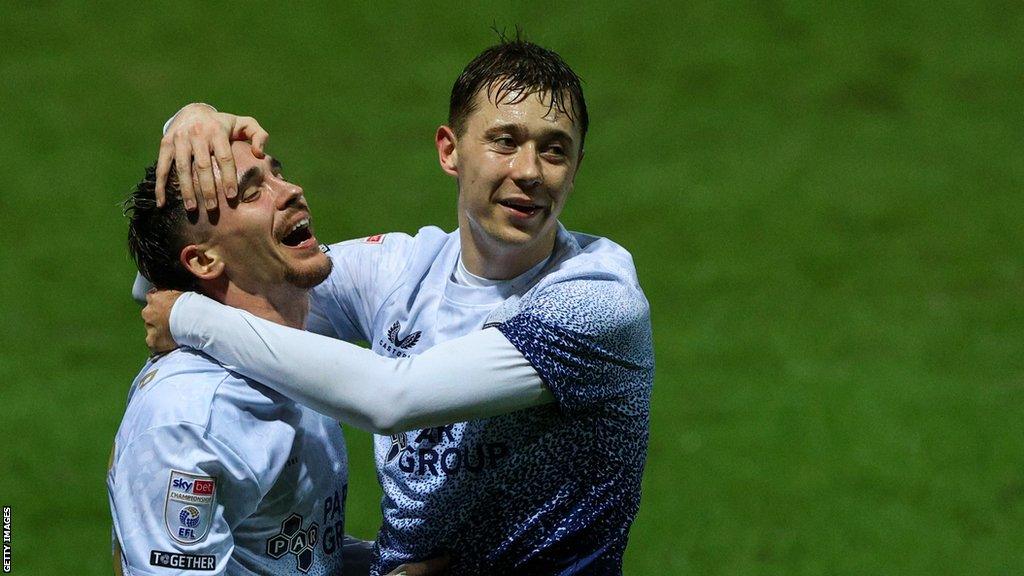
top-left (108, 348), bottom-right (349, 575)
top-left (169, 224), bottom-right (654, 575)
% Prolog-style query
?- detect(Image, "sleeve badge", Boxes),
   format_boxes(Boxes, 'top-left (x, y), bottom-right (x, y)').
top-left (164, 470), bottom-right (217, 544)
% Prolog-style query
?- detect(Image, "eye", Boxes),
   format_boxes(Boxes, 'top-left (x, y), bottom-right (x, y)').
top-left (542, 144), bottom-right (567, 162)
top-left (240, 186), bottom-right (262, 203)
top-left (493, 136), bottom-right (516, 150)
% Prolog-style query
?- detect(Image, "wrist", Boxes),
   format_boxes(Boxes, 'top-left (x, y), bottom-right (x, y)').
top-left (163, 102), bottom-right (219, 135)
top-left (167, 291), bottom-right (193, 347)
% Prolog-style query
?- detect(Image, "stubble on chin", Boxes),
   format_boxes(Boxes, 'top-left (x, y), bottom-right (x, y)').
top-left (285, 255), bottom-right (333, 289)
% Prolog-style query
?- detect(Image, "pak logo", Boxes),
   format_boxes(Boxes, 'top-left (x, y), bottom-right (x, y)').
top-left (378, 321), bottom-right (421, 357)
top-left (266, 513), bottom-right (319, 573)
top-left (164, 471), bottom-right (216, 544)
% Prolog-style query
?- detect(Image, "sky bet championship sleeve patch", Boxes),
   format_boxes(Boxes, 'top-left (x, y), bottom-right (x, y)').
top-left (164, 470), bottom-right (216, 544)
top-left (363, 233), bottom-right (386, 244)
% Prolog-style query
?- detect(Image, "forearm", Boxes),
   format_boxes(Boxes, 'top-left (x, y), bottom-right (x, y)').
top-left (170, 293), bottom-right (551, 434)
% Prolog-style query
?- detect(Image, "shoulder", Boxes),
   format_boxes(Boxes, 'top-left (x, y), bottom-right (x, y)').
top-left (314, 227), bottom-right (452, 297)
top-left (530, 230), bottom-right (646, 311)
top-left (557, 229), bottom-right (642, 289)
top-left (114, 350), bottom-right (299, 484)
top-left (321, 226), bottom-right (449, 260)
top-left (502, 230), bottom-right (650, 339)
top-left (118, 349), bottom-right (289, 446)
top-left (119, 349), bottom-right (230, 433)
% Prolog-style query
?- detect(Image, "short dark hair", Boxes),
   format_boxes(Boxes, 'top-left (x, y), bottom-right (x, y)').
top-left (448, 33), bottom-right (589, 153)
top-left (124, 164), bottom-right (199, 292)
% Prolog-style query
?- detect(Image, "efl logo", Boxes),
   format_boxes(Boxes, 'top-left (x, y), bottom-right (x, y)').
top-left (364, 234), bottom-right (385, 244)
top-left (193, 480), bottom-right (215, 495)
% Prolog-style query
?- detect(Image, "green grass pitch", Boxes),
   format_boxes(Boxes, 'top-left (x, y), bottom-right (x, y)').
top-left (0, 2), bottom-right (1021, 574)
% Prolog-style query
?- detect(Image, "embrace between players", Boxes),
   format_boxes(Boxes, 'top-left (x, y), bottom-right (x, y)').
top-left (109, 37), bottom-right (654, 576)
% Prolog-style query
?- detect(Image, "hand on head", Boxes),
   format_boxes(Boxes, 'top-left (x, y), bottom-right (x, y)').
top-left (155, 104), bottom-right (270, 212)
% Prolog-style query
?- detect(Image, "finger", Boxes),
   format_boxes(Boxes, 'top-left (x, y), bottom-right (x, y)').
top-left (174, 135), bottom-right (197, 211)
top-left (235, 117), bottom-right (269, 157)
top-left (251, 129), bottom-right (269, 158)
top-left (190, 134), bottom-right (218, 211)
top-left (155, 138), bottom-right (174, 207)
top-left (211, 134), bottom-right (237, 199)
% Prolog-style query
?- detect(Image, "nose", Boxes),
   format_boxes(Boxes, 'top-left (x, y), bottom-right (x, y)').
top-left (510, 144), bottom-right (543, 190)
top-left (273, 178), bottom-right (304, 210)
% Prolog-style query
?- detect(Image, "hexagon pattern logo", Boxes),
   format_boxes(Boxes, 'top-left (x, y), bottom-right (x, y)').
top-left (266, 513), bottom-right (320, 573)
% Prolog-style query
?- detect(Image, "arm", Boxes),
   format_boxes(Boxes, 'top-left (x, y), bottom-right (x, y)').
top-left (169, 292), bottom-right (553, 435)
top-left (109, 424), bottom-right (258, 575)
top-left (496, 277), bottom-right (655, 413)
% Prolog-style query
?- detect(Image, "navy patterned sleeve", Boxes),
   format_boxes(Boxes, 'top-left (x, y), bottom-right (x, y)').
top-left (496, 278), bottom-right (654, 414)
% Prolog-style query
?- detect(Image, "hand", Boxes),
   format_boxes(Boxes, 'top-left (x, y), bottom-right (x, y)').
top-left (155, 104), bottom-right (270, 211)
top-left (142, 289), bottom-right (184, 354)
top-left (384, 555), bottom-right (449, 576)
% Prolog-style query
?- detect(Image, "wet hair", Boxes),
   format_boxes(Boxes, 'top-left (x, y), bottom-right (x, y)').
top-left (124, 164), bottom-right (199, 292)
top-left (448, 30), bottom-right (589, 153)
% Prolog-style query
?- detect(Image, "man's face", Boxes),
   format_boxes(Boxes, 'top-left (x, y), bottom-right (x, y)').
top-left (451, 88), bottom-right (583, 253)
top-left (195, 141), bottom-right (331, 292)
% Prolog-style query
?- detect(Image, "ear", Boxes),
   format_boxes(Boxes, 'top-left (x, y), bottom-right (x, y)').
top-left (436, 125), bottom-right (459, 177)
top-left (180, 244), bottom-right (225, 282)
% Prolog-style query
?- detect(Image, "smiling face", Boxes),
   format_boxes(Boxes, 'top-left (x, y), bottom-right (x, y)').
top-left (438, 88), bottom-right (583, 277)
top-left (191, 141), bottom-right (331, 294)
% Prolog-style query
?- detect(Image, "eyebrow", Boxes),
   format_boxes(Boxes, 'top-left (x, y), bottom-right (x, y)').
top-left (237, 156), bottom-right (283, 192)
top-left (237, 165), bottom-right (262, 193)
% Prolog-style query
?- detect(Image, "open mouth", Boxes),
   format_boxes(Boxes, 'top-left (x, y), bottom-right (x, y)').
top-left (498, 200), bottom-right (543, 217)
top-left (281, 218), bottom-right (314, 247)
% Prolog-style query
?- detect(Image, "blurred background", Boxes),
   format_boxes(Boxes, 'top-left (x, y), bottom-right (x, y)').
top-left (1, 1), bottom-right (1021, 574)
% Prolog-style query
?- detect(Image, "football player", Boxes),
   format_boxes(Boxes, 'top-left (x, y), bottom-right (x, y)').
top-left (143, 38), bottom-right (654, 575)
top-left (112, 142), bottom-right (437, 575)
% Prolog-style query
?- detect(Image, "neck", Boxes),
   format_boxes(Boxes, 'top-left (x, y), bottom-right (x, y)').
top-left (205, 281), bottom-right (309, 329)
top-left (458, 224), bottom-right (556, 280)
